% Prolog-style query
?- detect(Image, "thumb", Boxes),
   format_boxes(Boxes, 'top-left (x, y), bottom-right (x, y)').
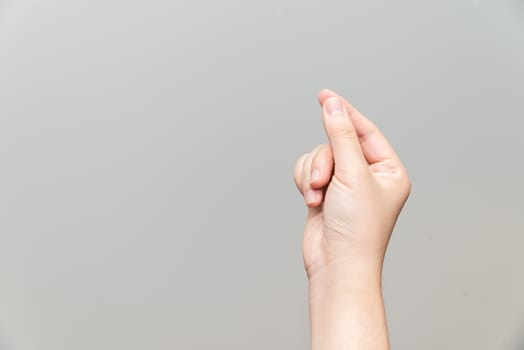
top-left (322, 97), bottom-right (369, 184)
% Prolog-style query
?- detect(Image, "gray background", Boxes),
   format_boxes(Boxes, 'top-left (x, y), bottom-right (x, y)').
top-left (1, 0), bottom-right (523, 349)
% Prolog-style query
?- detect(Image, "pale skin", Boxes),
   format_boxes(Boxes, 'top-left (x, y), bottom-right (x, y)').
top-left (293, 89), bottom-right (411, 350)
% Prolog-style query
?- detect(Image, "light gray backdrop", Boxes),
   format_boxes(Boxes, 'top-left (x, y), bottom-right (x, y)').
top-left (1, 0), bottom-right (523, 349)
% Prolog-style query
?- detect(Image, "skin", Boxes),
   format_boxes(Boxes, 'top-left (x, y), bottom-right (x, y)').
top-left (293, 89), bottom-right (411, 350)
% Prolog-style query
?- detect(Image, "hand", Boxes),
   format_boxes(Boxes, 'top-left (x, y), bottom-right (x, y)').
top-left (293, 89), bottom-right (411, 282)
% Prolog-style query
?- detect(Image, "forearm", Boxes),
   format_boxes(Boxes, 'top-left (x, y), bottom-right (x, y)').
top-left (308, 262), bottom-right (390, 350)
top-left (295, 90), bottom-right (410, 350)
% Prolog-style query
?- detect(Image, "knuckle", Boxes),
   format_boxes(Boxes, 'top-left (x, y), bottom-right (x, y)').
top-left (332, 123), bottom-right (358, 140)
top-left (293, 165), bottom-right (301, 184)
top-left (313, 147), bottom-right (333, 169)
top-left (293, 173), bottom-right (303, 193)
top-left (293, 170), bottom-right (300, 187)
top-left (311, 153), bottom-right (323, 168)
top-left (295, 152), bottom-right (309, 167)
top-left (318, 143), bottom-right (332, 157)
top-left (293, 153), bottom-right (309, 191)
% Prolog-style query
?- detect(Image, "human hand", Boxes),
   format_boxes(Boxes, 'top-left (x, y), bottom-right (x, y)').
top-left (293, 89), bottom-right (411, 283)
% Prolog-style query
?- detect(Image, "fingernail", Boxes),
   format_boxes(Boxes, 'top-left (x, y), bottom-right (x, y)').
top-left (305, 190), bottom-right (316, 204)
top-left (311, 168), bottom-right (321, 182)
top-left (325, 98), bottom-right (344, 116)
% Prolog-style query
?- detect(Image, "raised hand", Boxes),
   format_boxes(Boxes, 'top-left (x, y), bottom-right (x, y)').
top-left (293, 89), bottom-right (411, 281)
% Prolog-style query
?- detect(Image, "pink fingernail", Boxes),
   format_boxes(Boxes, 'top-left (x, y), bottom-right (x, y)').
top-left (305, 190), bottom-right (316, 204)
top-left (311, 169), bottom-right (321, 182)
top-left (325, 98), bottom-right (344, 116)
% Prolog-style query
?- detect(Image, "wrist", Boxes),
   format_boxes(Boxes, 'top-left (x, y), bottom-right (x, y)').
top-left (307, 256), bottom-right (384, 304)
top-left (307, 262), bottom-right (389, 350)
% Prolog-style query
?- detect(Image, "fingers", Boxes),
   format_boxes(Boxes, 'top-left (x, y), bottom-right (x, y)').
top-left (293, 152), bottom-right (309, 195)
top-left (321, 97), bottom-right (369, 183)
top-left (301, 150), bottom-right (323, 208)
top-left (309, 144), bottom-right (333, 190)
top-left (293, 145), bottom-right (333, 207)
top-left (318, 89), bottom-right (403, 170)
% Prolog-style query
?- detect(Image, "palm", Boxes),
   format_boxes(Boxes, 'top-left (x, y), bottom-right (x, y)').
top-left (302, 171), bottom-right (369, 278)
